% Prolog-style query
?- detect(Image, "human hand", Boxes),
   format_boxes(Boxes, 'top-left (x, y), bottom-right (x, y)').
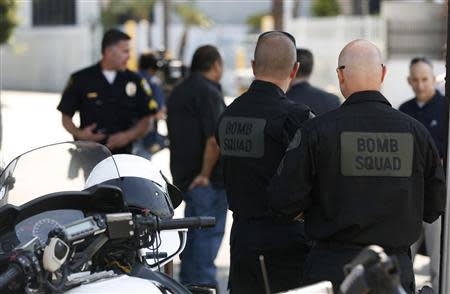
top-left (294, 212), bottom-right (304, 221)
top-left (188, 175), bottom-right (210, 190)
top-left (76, 123), bottom-right (106, 142)
top-left (106, 132), bottom-right (132, 150)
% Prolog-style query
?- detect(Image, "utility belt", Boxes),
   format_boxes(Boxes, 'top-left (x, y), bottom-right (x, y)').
top-left (313, 240), bottom-right (410, 256)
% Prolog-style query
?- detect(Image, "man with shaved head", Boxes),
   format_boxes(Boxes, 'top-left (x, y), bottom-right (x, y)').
top-left (268, 40), bottom-right (445, 293)
top-left (216, 31), bottom-right (313, 293)
top-left (399, 57), bottom-right (445, 293)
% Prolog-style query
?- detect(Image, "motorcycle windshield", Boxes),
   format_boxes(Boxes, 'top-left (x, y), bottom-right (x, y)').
top-left (0, 142), bottom-right (120, 208)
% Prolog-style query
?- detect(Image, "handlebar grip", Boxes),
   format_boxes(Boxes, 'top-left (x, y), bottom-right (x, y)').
top-left (0, 265), bottom-right (21, 290)
top-left (158, 217), bottom-right (216, 230)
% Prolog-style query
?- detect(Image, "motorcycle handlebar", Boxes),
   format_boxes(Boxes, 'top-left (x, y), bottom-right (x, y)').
top-left (158, 217), bottom-right (216, 230)
top-left (0, 264), bottom-right (21, 290)
top-left (136, 216), bottom-right (216, 231)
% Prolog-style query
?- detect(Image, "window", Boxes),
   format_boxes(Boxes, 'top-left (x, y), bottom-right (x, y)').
top-left (33, 0), bottom-right (76, 26)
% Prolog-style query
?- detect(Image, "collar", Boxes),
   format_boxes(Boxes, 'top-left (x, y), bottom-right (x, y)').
top-left (343, 91), bottom-right (391, 107)
top-left (289, 80), bottom-right (309, 89)
top-left (414, 91), bottom-right (442, 108)
top-left (249, 80), bottom-right (286, 98)
top-left (191, 72), bottom-right (222, 91)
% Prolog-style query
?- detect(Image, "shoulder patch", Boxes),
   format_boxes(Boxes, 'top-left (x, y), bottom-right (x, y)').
top-left (218, 117), bottom-right (266, 158)
top-left (148, 99), bottom-right (159, 110)
top-left (141, 79), bottom-right (152, 96)
top-left (340, 132), bottom-right (413, 177)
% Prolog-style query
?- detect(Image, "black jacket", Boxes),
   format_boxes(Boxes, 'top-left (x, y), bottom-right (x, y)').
top-left (269, 91), bottom-right (446, 248)
top-left (216, 80), bottom-right (313, 221)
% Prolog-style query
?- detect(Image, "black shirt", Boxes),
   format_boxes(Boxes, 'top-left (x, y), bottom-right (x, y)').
top-left (216, 80), bottom-right (312, 221)
top-left (58, 63), bottom-right (156, 154)
top-left (167, 72), bottom-right (225, 191)
top-left (287, 81), bottom-right (341, 116)
top-left (399, 91), bottom-right (445, 157)
top-left (269, 91), bottom-right (445, 248)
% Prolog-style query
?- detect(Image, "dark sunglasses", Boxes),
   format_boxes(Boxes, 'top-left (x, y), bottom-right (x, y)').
top-left (257, 31), bottom-right (296, 47)
top-left (337, 64), bottom-right (385, 70)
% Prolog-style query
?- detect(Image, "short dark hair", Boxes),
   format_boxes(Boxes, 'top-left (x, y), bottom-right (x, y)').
top-left (139, 52), bottom-right (159, 71)
top-left (410, 56), bottom-right (433, 69)
top-left (190, 45), bottom-right (221, 72)
top-left (101, 29), bottom-right (131, 54)
top-left (296, 48), bottom-right (313, 77)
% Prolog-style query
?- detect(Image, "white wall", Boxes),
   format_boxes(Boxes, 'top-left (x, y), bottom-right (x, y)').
top-left (287, 16), bottom-right (386, 94)
top-left (1, 0), bottom-right (102, 92)
top-left (2, 26), bottom-right (96, 92)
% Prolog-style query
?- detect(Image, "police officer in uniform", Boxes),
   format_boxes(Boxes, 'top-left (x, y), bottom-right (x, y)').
top-left (58, 29), bottom-right (157, 155)
top-left (216, 32), bottom-right (313, 293)
top-left (268, 40), bottom-right (446, 293)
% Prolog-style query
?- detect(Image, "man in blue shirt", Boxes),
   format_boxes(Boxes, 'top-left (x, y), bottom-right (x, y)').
top-left (399, 57), bottom-right (445, 292)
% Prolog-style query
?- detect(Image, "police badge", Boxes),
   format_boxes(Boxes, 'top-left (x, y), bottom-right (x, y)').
top-left (126, 81), bottom-right (137, 97)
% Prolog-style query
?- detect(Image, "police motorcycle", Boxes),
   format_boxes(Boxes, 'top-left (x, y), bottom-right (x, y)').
top-left (0, 141), bottom-right (215, 294)
top-left (260, 244), bottom-right (410, 294)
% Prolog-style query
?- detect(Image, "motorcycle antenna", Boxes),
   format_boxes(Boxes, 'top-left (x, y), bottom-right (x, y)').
top-left (259, 255), bottom-right (271, 294)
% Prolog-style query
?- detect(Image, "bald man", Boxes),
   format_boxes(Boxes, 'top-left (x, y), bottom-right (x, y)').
top-left (399, 57), bottom-right (445, 293)
top-left (268, 40), bottom-right (445, 293)
top-left (216, 31), bottom-right (313, 293)
top-left (400, 57), bottom-right (444, 157)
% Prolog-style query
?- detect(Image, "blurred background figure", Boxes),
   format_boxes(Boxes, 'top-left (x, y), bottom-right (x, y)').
top-left (287, 48), bottom-right (341, 115)
top-left (133, 51), bottom-right (169, 160)
top-left (399, 57), bottom-right (445, 293)
top-left (167, 45), bottom-right (227, 288)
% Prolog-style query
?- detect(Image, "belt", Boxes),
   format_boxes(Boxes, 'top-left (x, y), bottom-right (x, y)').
top-left (314, 240), bottom-right (409, 255)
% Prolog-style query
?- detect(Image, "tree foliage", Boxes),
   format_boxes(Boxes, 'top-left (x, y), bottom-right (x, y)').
top-left (101, 0), bottom-right (155, 30)
top-left (174, 2), bottom-right (212, 29)
top-left (0, 0), bottom-right (17, 45)
top-left (312, 0), bottom-right (340, 17)
top-left (246, 12), bottom-right (269, 33)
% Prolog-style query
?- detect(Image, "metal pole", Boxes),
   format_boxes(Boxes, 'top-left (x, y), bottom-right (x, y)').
top-left (440, 3), bottom-right (450, 294)
top-left (272, 0), bottom-right (284, 31)
top-left (163, 0), bottom-right (170, 51)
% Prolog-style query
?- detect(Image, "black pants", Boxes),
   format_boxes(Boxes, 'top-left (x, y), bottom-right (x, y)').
top-left (229, 221), bottom-right (310, 294)
top-left (302, 244), bottom-right (415, 294)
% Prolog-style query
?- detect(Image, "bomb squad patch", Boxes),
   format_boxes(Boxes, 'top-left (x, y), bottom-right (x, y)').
top-left (218, 117), bottom-right (266, 158)
top-left (340, 132), bottom-right (413, 177)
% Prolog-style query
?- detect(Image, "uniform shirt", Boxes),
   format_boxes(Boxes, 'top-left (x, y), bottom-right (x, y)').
top-left (287, 81), bottom-right (341, 116)
top-left (399, 91), bottom-right (445, 157)
top-left (58, 63), bottom-right (157, 154)
top-left (269, 91), bottom-right (445, 248)
top-left (216, 80), bottom-right (312, 221)
top-left (138, 70), bottom-right (165, 112)
top-left (167, 72), bottom-right (225, 192)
